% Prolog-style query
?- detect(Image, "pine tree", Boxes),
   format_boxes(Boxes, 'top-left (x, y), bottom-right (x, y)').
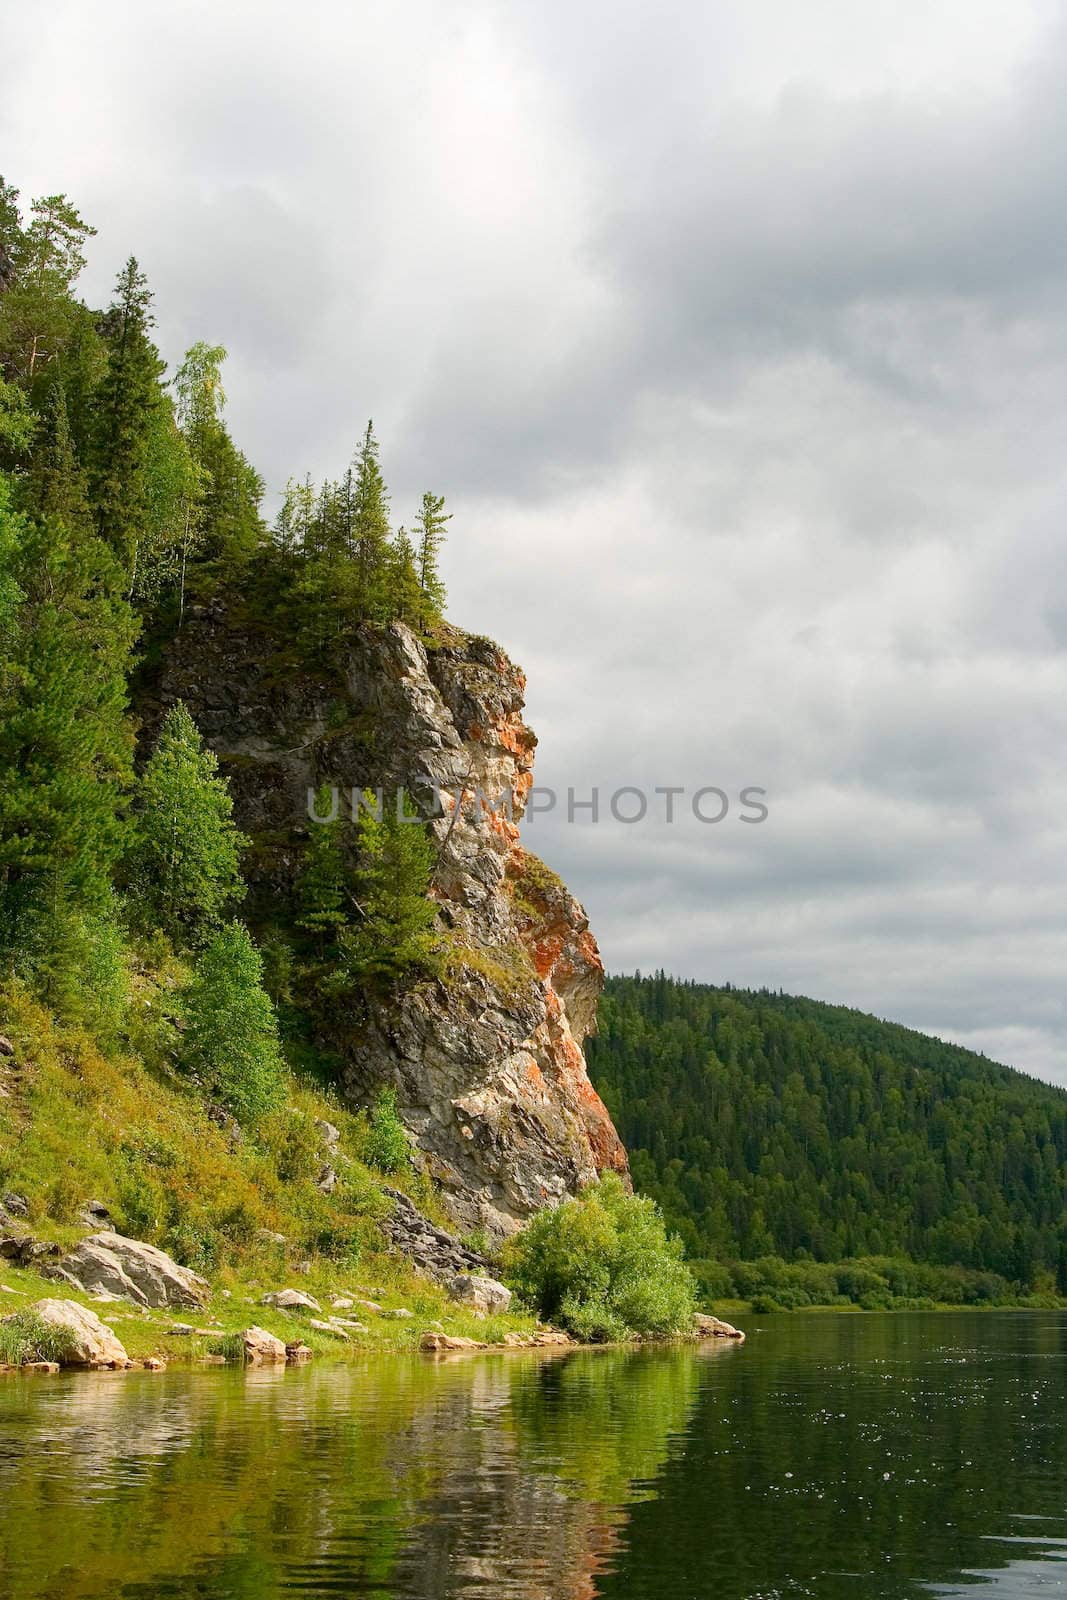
top-left (0, 190), bottom-right (96, 384)
top-left (181, 922), bottom-right (286, 1124)
top-left (341, 789), bottom-right (439, 980)
top-left (130, 702), bottom-right (247, 943)
top-left (415, 490), bottom-right (450, 617)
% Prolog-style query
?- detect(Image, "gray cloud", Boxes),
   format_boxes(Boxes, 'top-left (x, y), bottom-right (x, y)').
top-left (4, 0), bottom-right (1067, 1079)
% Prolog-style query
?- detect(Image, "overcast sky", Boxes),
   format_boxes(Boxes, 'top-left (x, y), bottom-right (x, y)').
top-left (5, 0), bottom-right (1067, 1082)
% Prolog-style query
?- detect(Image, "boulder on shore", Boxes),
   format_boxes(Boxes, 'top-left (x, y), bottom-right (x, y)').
top-left (260, 1289), bottom-right (321, 1313)
top-left (43, 1232), bottom-right (209, 1309)
top-left (446, 1273), bottom-right (512, 1314)
top-left (692, 1312), bottom-right (745, 1342)
top-left (420, 1332), bottom-right (486, 1351)
top-left (24, 1298), bottom-right (130, 1367)
top-left (241, 1326), bottom-right (288, 1364)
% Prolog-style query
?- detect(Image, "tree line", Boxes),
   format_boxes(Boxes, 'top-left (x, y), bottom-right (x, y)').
top-left (0, 180), bottom-right (448, 1118)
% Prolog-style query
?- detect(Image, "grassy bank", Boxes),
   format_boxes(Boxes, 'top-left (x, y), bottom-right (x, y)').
top-left (0, 987), bottom-right (542, 1360)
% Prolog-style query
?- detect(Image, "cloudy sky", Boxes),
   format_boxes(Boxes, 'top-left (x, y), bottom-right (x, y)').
top-left (5, 0), bottom-right (1067, 1082)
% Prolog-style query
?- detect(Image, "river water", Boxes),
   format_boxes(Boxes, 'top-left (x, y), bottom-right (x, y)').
top-left (0, 1312), bottom-right (1065, 1599)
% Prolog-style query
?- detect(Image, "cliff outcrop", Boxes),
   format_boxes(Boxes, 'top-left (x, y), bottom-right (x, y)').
top-left (154, 609), bottom-right (628, 1238)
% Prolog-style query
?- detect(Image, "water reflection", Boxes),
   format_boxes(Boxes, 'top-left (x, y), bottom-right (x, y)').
top-left (0, 1345), bottom-right (711, 1600)
top-left (1, 1317), bottom-right (1066, 1600)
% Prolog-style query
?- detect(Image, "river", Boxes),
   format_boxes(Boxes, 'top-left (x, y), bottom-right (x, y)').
top-left (1, 1312), bottom-right (1065, 1598)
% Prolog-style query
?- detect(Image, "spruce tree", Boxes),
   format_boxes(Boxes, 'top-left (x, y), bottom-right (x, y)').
top-left (130, 702), bottom-right (247, 943)
top-left (181, 922), bottom-right (286, 1124)
top-left (341, 789), bottom-right (439, 980)
top-left (388, 525), bottom-right (425, 626)
top-left (90, 257), bottom-right (166, 583)
top-left (351, 420), bottom-right (391, 614)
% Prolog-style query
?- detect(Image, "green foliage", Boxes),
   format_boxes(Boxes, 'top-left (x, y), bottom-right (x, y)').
top-left (693, 1251), bottom-right (1042, 1311)
top-left (90, 257), bottom-right (167, 580)
top-left (130, 702), bottom-right (247, 944)
top-left (0, 376), bottom-right (33, 452)
top-left (37, 892), bottom-right (130, 1044)
top-left (364, 1087), bottom-right (411, 1175)
top-left (339, 791), bottom-right (440, 982)
top-left (206, 1331), bottom-right (245, 1362)
top-left (506, 849), bottom-right (565, 922)
top-left (0, 1309), bottom-right (78, 1366)
top-left (0, 471), bottom-right (135, 978)
top-left (180, 922), bottom-right (286, 1125)
top-left (296, 787), bottom-right (348, 947)
top-left (0, 188), bottom-right (96, 386)
top-left (504, 1172), bottom-right (696, 1340)
top-left (271, 425), bottom-right (451, 653)
top-left (415, 490), bottom-right (450, 615)
top-left (440, 933), bottom-right (537, 1007)
top-left (588, 974), bottom-right (1067, 1287)
top-left (173, 341), bottom-right (262, 578)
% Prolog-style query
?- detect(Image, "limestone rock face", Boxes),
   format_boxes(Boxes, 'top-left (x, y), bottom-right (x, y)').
top-left (44, 1232), bottom-right (209, 1309)
top-left (155, 613), bottom-right (629, 1239)
top-left (27, 1299), bottom-right (129, 1367)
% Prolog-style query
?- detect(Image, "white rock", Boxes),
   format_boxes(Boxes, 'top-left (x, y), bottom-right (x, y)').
top-left (260, 1289), bottom-right (321, 1313)
top-left (45, 1232), bottom-right (208, 1309)
top-left (308, 1318), bottom-right (349, 1339)
top-left (447, 1274), bottom-right (513, 1314)
top-left (241, 1326), bottom-right (287, 1363)
top-left (23, 1299), bottom-right (129, 1367)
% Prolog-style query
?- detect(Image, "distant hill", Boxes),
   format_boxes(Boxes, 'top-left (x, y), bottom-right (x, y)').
top-left (586, 974), bottom-right (1067, 1288)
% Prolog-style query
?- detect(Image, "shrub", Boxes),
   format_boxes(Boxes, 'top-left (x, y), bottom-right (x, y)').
top-left (503, 1173), bottom-right (696, 1341)
top-left (0, 1311), bottom-right (78, 1366)
top-left (364, 1087), bottom-right (410, 1175)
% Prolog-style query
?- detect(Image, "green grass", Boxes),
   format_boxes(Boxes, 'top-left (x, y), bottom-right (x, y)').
top-left (504, 850), bottom-right (565, 923)
top-left (0, 1310), bottom-right (79, 1366)
top-left (0, 985), bottom-right (542, 1362)
top-left (439, 934), bottom-right (538, 1007)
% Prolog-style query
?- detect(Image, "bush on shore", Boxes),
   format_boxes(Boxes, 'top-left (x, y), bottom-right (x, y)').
top-left (503, 1173), bottom-right (696, 1341)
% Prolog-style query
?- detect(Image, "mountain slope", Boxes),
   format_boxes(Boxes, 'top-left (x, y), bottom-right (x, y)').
top-left (586, 974), bottom-right (1067, 1287)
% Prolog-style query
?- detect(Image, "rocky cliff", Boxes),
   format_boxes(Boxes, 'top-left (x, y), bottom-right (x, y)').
top-left (153, 607), bottom-right (628, 1238)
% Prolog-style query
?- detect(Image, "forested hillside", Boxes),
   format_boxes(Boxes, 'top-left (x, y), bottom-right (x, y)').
top-left (587, 974), bottom-right (1067, 1302)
